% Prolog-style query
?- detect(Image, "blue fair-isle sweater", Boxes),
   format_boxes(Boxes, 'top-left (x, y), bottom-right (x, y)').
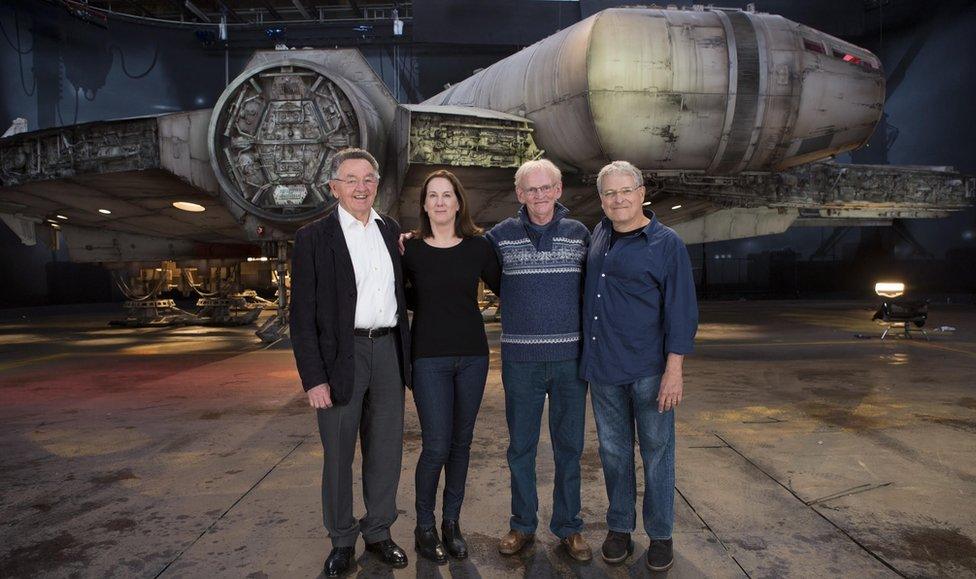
top-left (486, 203), bottom-right (590, 362)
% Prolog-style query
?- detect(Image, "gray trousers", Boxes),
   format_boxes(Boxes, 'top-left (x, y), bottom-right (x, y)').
top-left (316, 333), bottom-right (405, 548)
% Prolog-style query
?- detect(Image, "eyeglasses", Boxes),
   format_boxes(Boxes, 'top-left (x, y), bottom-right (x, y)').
top-left (600, 185), bottom-right (643, 198)
top-left (332, 176), bottom-right (379, 188)
top-left (521, 183), bottom-right (557, 197)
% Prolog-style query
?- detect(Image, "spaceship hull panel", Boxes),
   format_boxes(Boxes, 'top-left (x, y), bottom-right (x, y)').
top-left (424, 7), bottom-right (885, 175)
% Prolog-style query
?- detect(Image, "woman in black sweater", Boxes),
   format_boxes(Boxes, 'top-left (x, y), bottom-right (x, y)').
top-left (402, 170), bottom-right (500, 563)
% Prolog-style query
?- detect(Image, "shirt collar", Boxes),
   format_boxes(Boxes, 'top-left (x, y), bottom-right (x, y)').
top-left (337, 203), bottom-right (381, 231)
top-left (601, 209), bottom-right (659, 245)
top-left (517, 201), bottom-right (570, 227)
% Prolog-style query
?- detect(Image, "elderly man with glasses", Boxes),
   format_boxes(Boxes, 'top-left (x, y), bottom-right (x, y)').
top-left (486, 159), bottom-right (593, 562)
top-left (290, 148), bottom-right (412, 577)
top-left (580, 160), bottom-right (698, 572)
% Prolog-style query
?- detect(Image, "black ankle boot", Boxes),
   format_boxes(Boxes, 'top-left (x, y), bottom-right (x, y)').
top-left (415, 526), bottom-right (447, 564)
top-left (441, 519), bottom-right (469, 559)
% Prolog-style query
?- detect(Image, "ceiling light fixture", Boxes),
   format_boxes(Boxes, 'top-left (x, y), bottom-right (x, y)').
top-left (98, 209), bottom-right (112, 215)
top-left (56, 214), bottom-right (68, 220)
top-left (173, 201), bottom-right (206, 212)
top-left (671, 204), bottom-right (682, 210)
top-left (642, 201), bottom-right (651, 206)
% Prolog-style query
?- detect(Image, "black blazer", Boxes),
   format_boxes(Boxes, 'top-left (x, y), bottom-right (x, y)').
top-left (289, 208), bottom-right (411, 406)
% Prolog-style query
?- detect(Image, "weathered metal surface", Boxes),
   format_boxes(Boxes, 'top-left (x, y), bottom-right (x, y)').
top-left (424, 6), bottom-right (884, 175)
top-left (0, 14), bottom-right (967, 257)
top-left (663, 163), bottom-right (973, 243)
top-left (0, 117), bottom-right (160, 187)
top-left (672, 207), bottom-right (799, 245)
top-left (400, 105), bottom-right (540, 169)
top-left (59, 223), bottom-right (255, 263)
top-left (0, 114), bottom-right (252, 255)
top-left (208, 49), bottom-right (397, 225)
top-left (0, 213), bottom-right (40, 245)
top-left (159, 110), bottom-right (220, 194)
top-left (647, 163), bottom-right (973, 213)
top-left (393, 105), bottom-right (542, 231)
top-left (209, 63), bottom-right (356, 223)
top-left (108, 299), bottom-right (199, 327)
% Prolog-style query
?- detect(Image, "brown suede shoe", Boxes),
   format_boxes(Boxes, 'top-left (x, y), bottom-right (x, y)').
top-left (560, 532), bottom-right (593, 562)
top-left (498, 529), bottom-right (535, 555)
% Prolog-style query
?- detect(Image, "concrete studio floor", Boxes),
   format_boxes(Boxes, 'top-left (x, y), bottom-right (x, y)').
top-left (1, 301), bottom-right (974, 578)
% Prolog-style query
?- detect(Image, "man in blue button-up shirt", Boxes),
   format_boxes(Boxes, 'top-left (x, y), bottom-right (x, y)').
top-left (580, 161), bottom-right (698, 572)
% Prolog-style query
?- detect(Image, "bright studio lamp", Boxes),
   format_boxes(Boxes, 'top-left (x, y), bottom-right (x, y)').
top-left (875, 282), bottom-right (905, 298)
top-left (872, 281), bottom-right (928, 340)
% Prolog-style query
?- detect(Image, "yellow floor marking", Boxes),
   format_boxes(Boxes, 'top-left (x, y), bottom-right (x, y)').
top-left (0, 353), bottom-right (71, 371)
top-left (696, 340), bottom-right (869, 348)
top-left (906, 340), bottom-right (976, 358)
top-left (0, 348), bottom-right (293, 371)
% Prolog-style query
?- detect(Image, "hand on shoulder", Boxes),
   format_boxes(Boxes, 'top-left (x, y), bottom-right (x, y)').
top-left (397, 231), bottom-right (415, 255)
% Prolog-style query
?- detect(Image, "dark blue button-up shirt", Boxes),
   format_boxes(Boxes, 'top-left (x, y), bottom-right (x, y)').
top-left (580, 211), bottom-right (698, 385)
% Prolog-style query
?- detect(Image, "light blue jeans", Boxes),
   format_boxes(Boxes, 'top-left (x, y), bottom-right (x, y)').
top-left (589, 374), bottom-right (675, 539)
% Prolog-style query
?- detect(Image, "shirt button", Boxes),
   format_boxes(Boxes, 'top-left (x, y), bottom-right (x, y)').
top-left (601, 273), bottom-right (606, 277)
top-left (594, 316), bottom-right (598, 320)
top-left (591, 336), bottom-right (597, 340)
top-left (597, 294), bottom-right (601, 298)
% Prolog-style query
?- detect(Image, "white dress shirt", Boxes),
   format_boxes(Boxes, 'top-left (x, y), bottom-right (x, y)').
top-left (336, 204), bottom-right (398, 329)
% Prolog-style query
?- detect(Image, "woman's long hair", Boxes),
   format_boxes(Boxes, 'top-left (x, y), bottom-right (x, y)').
top-left (415, 169), bottom-right (483, 239)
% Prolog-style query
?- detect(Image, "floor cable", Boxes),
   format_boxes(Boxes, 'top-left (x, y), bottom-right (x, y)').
top-left (153, 435), bottom-right (311, 578)
top-left (712, 432), bottom-right (907, 578)
top-left (675, 485), bottom-right (752, 578)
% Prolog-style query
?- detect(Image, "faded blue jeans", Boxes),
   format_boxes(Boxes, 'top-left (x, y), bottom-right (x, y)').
top-left (502, 359), bottom-right (588, 539)
top-left (589, 374), bottom-right (675, 539)
top-left (412, 355), bottom-right (489, 529)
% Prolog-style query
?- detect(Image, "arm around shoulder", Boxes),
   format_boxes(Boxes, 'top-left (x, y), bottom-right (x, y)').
top-left (478, 235), bottom-right (502, 295)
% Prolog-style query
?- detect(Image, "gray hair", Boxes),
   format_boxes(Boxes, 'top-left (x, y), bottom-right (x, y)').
top-left (329, 148), bottom-right (380, 180)
top-left (596, 160), bottom-right (643, 195)
top-left (514, 159), bottom-right (561, 189)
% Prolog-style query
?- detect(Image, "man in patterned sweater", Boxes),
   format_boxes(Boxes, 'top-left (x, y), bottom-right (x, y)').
top-left (486, 159), bottom-right (593, 562)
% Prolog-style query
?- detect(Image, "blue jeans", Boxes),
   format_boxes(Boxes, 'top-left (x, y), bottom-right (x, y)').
top-left (590, 375), bottom-right (675, 539)
top-left (411, 355), bottom-right (489, 529)
top-left (502, 359), bottom-right (587, 538)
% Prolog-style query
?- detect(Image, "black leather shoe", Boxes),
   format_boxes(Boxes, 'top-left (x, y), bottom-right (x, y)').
top-left (601, 531), bottom-right (634, 564)
top-left (365, 539), bottom-right (409, 569)
top-left (324, 546), bottom-right (354, 577)
top-left (415, 526), bottom-right (448, 563)
top-left (646, 538), bottom-right (674, 572)
top-left (441, 519), bottom-right (469, 559)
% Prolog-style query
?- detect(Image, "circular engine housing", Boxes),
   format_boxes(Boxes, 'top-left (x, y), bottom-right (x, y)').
top-left (209, 61), bottom-right (368, 224)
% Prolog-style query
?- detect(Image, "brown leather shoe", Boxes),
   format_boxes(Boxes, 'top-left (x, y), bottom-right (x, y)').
top-left (497, 529), bottom-right (534, 555)
top-left (561, 532), bottom-right (593, 562)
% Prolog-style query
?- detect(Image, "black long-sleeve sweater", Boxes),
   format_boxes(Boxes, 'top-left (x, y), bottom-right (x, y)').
top-left (402, 235), bottom-right (501, 360)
